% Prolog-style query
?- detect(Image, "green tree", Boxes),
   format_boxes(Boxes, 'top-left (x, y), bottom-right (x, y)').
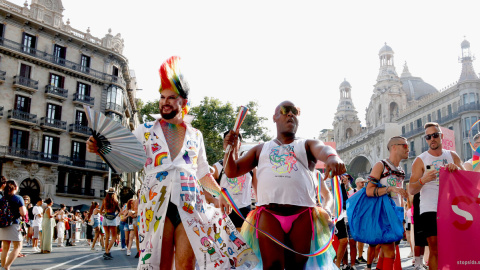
top-left (138, 99), bottom-right (159, 124)
top-left (137, 97), bottom-right (271, 163)
top-left (190, 97), bottom-right (271, 163)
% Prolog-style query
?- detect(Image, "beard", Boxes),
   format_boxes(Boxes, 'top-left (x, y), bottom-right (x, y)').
top-left (429, 144), bottom-right (440, 150)
top-left (160, 105), bottom-right (180, 120)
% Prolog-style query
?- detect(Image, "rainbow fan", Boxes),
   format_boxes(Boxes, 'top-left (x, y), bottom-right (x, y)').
top-left (473, 146), bottom-right (480, 170)
top-left (84, 105), bottom-right (147, 173)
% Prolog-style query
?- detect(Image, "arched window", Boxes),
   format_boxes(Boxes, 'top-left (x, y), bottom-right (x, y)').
top-left (390, 102), bottom-right (399, 121)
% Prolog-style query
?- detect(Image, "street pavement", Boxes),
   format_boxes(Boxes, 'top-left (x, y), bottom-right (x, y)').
top-left (9, 239), bottom-right (419, 269)
top-left (8, 241), bottom-right (139, 270)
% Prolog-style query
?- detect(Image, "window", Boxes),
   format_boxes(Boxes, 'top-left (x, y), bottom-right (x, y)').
top-left (428, 114), bottom-right (432, 122)
top-left (46, 103), bottom-right (62, 122)
top-left (80, 55), bottom-right (90, 73)
top-left (472, 116), bottom-right (478, 135)
top-left (53, 45), bottom-right (66, 65)
top-left (107, 112), bottom-right (122, 123)
top-left (463, 94), bottom-right (468, 105)
top-left (75, 110), bottom-right (87, 126)
top-left (0, 24), bottom-right (5, 44)
top-left (437, 109), bottom-right (441, 120)
top-left (465, 117), bottom-right (471, 138)
top-left (410, 141), bottom-right (415, 152)
top-left (22, 33), bottom-right (36, 54)
top-left (71, 141), bottom-right (86, 160)
top-left (469, 93), bottom-right (476, 104)
top-left (416, 118), bottom-right (422, 129)
top-left (112, 66), bottom-right (119, 77)
top-left (14, 95), bottom-right (31, 113)
top-left (49, 73), bottom-right (64, 88)
top-left (410, 122), bottom-right (413, 131)
top-left (106, 85), bottom-right (124, 109)
top-left (465, 142), bottom-right (473, 161)
top-left (20, 63), bottom-right (31, 79)
top-left (77, 82), bottom-right (90, 96)
top-left (10, 129), bottom-right (29, 149)
top-left (42, 135), bottom-right (59, 159)
top-left (402, 126), bottom-right (405, 134)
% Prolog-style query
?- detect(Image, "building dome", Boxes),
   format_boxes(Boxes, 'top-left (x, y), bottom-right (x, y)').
top-left (461, 39), bottom-right (471, 49)
top-left (400, 76), bottom-right (438, 101)
top-left (340, 78), bottom-right (351, 88)
top-left (379, 43), bottom-right (393, 55)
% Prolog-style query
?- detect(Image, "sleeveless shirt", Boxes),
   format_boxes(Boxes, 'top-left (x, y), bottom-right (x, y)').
top-left (416, 149), bottom-right (454, 214)
top-left (256, 139), bottom-right (316, 207)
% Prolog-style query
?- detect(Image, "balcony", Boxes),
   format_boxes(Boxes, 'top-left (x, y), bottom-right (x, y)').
top-left (45, 85), bottom-right (68, 101)
top-left (13, 75), bottom-right (38, 94)
top-left (69, 123), bottom-right (91, 137)
top-left (402, 127), bottom-right (424, 139)
top-left (0, 37), bottom-right (126, 88)
top-left (458, 103), bottom-right (480, 114)
top-left (40, 117), bottom-right (67, 132)
top-left (408, 150), bottom-right (416, 158)
top-left (0, 145), bottom-right (108, 172)
top-left (56, 185), bottom-right (95, 197)
top-left (7, 110), bottom-right (37, 126)
top-left (0, 70), bottom-right (5, 84)
top-left (106, 102), bottom-right (123, 114)
top-left (72, 93), bottom-right (94, 106)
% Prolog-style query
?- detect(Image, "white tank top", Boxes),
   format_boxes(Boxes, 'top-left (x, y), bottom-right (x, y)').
top-left (214, 162), bottom-right (253, 208)
top-left (416, 149), bottom-right (454, 214)
top-left (256, 139), bottom-right (316, 207)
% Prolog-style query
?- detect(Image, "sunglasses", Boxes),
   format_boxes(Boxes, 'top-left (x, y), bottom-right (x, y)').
top-left (280, 105), bottom-right (301, 116)
top-left (424, 132), bottom-right (441, 140)
top-left (393, 143), bottom-right (409, 149)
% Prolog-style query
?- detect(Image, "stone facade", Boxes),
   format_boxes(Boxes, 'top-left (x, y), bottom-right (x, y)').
top-left (333, 40), bottom-right (480, 180)
top-left (0, 0), bottom-right (141, 206)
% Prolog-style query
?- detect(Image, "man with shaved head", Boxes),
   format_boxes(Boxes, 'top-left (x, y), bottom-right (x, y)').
top-left (223, 100), bottom-right (345, 269)
top-left (364, 136), bottom-right (409, 270)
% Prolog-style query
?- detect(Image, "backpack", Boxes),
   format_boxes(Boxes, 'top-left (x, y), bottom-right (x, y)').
top-left (216, 159), bottom-right (253, 184)
top-left (0, 196), bottom-right (15, 228)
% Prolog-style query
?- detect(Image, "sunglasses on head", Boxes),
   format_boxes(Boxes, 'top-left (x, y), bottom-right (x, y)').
top-left (424, 132), bottom-right (441, 140)
top-left (280, 105), bottom-right (301, 116)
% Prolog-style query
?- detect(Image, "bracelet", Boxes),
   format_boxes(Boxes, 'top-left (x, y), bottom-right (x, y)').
top-left (326, 153), bottom-right (338, 159)
top-left (419, 178), bottom-right (424, 185)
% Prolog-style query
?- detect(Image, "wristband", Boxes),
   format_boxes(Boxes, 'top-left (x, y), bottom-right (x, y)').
top-left (326, 154), bottom-right (338, 159)
top-left (419, 178), bottom-right (424, 185)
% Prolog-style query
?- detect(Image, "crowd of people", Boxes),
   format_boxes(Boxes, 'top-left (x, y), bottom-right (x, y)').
top-left (0, 55), bottom-right (474, 270)
top-left (0, 175), bottom-right (142, 269)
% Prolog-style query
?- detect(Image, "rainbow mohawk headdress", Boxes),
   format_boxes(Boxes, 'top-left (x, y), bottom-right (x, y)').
top-left (159, 56), bottom-right (190, 117)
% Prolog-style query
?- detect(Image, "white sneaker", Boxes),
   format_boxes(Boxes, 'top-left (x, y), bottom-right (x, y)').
top-left (121, 247), bottom-right (126, 251)
top-left (126, 250), bottom-right (131, 256)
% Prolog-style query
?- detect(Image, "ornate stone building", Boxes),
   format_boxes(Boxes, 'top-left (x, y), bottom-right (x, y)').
top-left (0, 0), bottom-right (141, 206)
top-left (333, 41), bottom-right (477, 179)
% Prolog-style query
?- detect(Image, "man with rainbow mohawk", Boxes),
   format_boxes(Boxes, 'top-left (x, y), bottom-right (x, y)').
top-left (88, 56), bottom-right (258, 270)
